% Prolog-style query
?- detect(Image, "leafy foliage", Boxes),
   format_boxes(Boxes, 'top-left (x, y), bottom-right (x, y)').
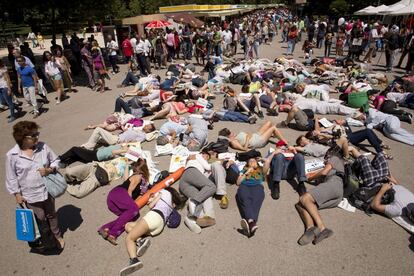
top-left (329, 0), bottom-right (349, 16)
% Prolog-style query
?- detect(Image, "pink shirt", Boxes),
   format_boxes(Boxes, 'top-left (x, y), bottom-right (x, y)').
top-left (166, 33), bottom-right (175, 46)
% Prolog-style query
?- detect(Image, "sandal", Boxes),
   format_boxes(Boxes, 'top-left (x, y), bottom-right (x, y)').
top-left (383, 153), bottom-right (394, 160)
top-left (381, 144), bottom-right (391, 150)
top-left (106, 235), bottom-right (118, 246)
top-left (57, 237), bottom-right (65, 250)
top-left (98, 228), bottom-right (109, 240)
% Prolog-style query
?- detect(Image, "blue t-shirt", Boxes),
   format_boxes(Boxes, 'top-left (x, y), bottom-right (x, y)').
top-left (17, 66), bottom-right (36, 87)
top-left (240, 169), bottom-right (264, 186)
top-left (160, 77), bottom-right (178, 91)
top-left (96, 145), bottom-right (121, 161)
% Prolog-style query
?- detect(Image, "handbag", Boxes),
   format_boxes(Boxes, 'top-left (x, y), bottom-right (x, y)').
top-left (43, 172), bottom-right (68, 198)
top-left (95, 165), bottom-right (110, 186)
top-left (15, 204), bottom-right (40, 242)
top-left (160, 197), bottom-right (181, 228)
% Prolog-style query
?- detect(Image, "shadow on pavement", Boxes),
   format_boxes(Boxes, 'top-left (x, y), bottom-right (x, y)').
top-left (409, 235), bottom-right (414, 252)
top-left (58, 204), bottom-right (83, 235)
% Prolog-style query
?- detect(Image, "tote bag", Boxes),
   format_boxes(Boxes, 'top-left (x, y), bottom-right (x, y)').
top-left (16, 205), bottom-right (40, 242)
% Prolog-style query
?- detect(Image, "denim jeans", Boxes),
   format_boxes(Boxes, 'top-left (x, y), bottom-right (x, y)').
top-left (114, 97), bottom-right (132, 113)
top-left (216, 110), bottom-right (249, 122)
top-left (121, 72), bottom-right (139, 86)
top-left (287, 39), bottom-right (296, 55)
top-left (324, 43), bottom-right (332, 57)
top-left (386, 50), bottom-right (396, 70)
top-left (108, 55), bottom-right (118, 72)
top-left (347, 128), bottom-right (382, 153)
top-left (270, 153), bottom-right (307, 182)
top-left (0, 87), bottom-right (16, 118)
top-left (183, 41), bottom-right (192, 60)
top-left (136, 53), bottom-right (148, 76)
top-left (213, 44), bottom-right (222, 57)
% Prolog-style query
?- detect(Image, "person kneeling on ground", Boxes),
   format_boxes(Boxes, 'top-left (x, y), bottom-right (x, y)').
top-left (295, 147), bottom-right (346, 245)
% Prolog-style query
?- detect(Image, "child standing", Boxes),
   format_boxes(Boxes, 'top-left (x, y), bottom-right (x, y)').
top-left (302, 40), bottom-right (314, 59)
top-left (336, 32), bottom-right (345, 57)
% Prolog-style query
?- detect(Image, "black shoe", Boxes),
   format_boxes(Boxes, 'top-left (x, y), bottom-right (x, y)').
top-left (270, 181), bottom-right (280, 200)
top-left (249, 221), bottom-right (258, 237)
top-left (257, 111), bottom-right (264, 118)
top-left (297, 182), bottom-right (307, 196)
top-left (120, 258), bottom-right (143, 276)
top-left (401, 114), bottom-right (412, 124)
top-left (313, 228), bottom-right (334, 245)
top-left (248, 115), bottom-right (257, 124)
top-left (267, 108), bottom-right (278, 116)
top-left (406, 113), bottom-right (413, 124)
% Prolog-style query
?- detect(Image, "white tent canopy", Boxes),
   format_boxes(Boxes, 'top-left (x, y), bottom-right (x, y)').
top-left (379, 0), bottom-right (411, 14)
top-left (364, 5), bottom-right (389, 15)
top-left (354, 5), bottom-right (375, 15)
top-left (389, 0), bottom-right (414, 15)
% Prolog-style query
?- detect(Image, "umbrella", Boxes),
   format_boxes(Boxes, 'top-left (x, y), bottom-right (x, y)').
top-left (145, 20), bottom-right (172, 29)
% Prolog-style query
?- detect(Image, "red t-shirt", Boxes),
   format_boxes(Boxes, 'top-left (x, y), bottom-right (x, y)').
top-left (122, 39), bottom-right (133, 57)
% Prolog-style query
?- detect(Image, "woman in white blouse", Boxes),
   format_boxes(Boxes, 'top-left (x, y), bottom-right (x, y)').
top-left (43, 51), bottom-right (65, 104)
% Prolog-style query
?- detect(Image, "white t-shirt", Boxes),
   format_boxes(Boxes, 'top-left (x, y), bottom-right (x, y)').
top-left (302, 84), bottom-right (330, 101)
top-left (135, 40), bottom-right (145, 54)
top-left (45, 60), bottom-right (61, 77)
top-left (295, 98), bottom-right (357, 116)
top-left (385, 185), bottom-right (414, 218)
top-left (153, 189), bottom-right (173, 220)
top-left (222, 31), bottom-right (233, 44)
top-left (143, 39), bottom-right (152, 56)
top-left (185, 153), bottom-right (211, 175)
top-left (0, 67), bottom-right (8, 88)
top-left (371, 29), bottom-right (379, 39)
top-left (386, 92), bottom-right (409, 104)
top-left (130, 37), bottom-right (137, 53)
top-left (106, 40), bottom-right (118, 56)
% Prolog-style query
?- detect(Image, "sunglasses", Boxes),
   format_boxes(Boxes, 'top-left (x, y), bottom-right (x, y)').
top-left (25, 132), bottom-right (40, 139)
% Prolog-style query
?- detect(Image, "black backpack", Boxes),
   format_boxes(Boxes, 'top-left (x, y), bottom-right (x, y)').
top-left (236, 149), bottom-right (262, 162)
top-left (336, 161), bottom-right (363, 198)
top-left (203, 138), bottom-right (229, 154)
top-left (348, 185), bottom-right (395, 214)
top-left (223, 96), bottom-right (237, 111)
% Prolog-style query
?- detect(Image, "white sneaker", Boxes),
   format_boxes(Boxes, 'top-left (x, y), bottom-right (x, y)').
top-left (184, 216), bottom-right (202, 234)
top-left (188, 199), bottom-right (202, 218)
top-left (188, 200), bottom-right (196, 217)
